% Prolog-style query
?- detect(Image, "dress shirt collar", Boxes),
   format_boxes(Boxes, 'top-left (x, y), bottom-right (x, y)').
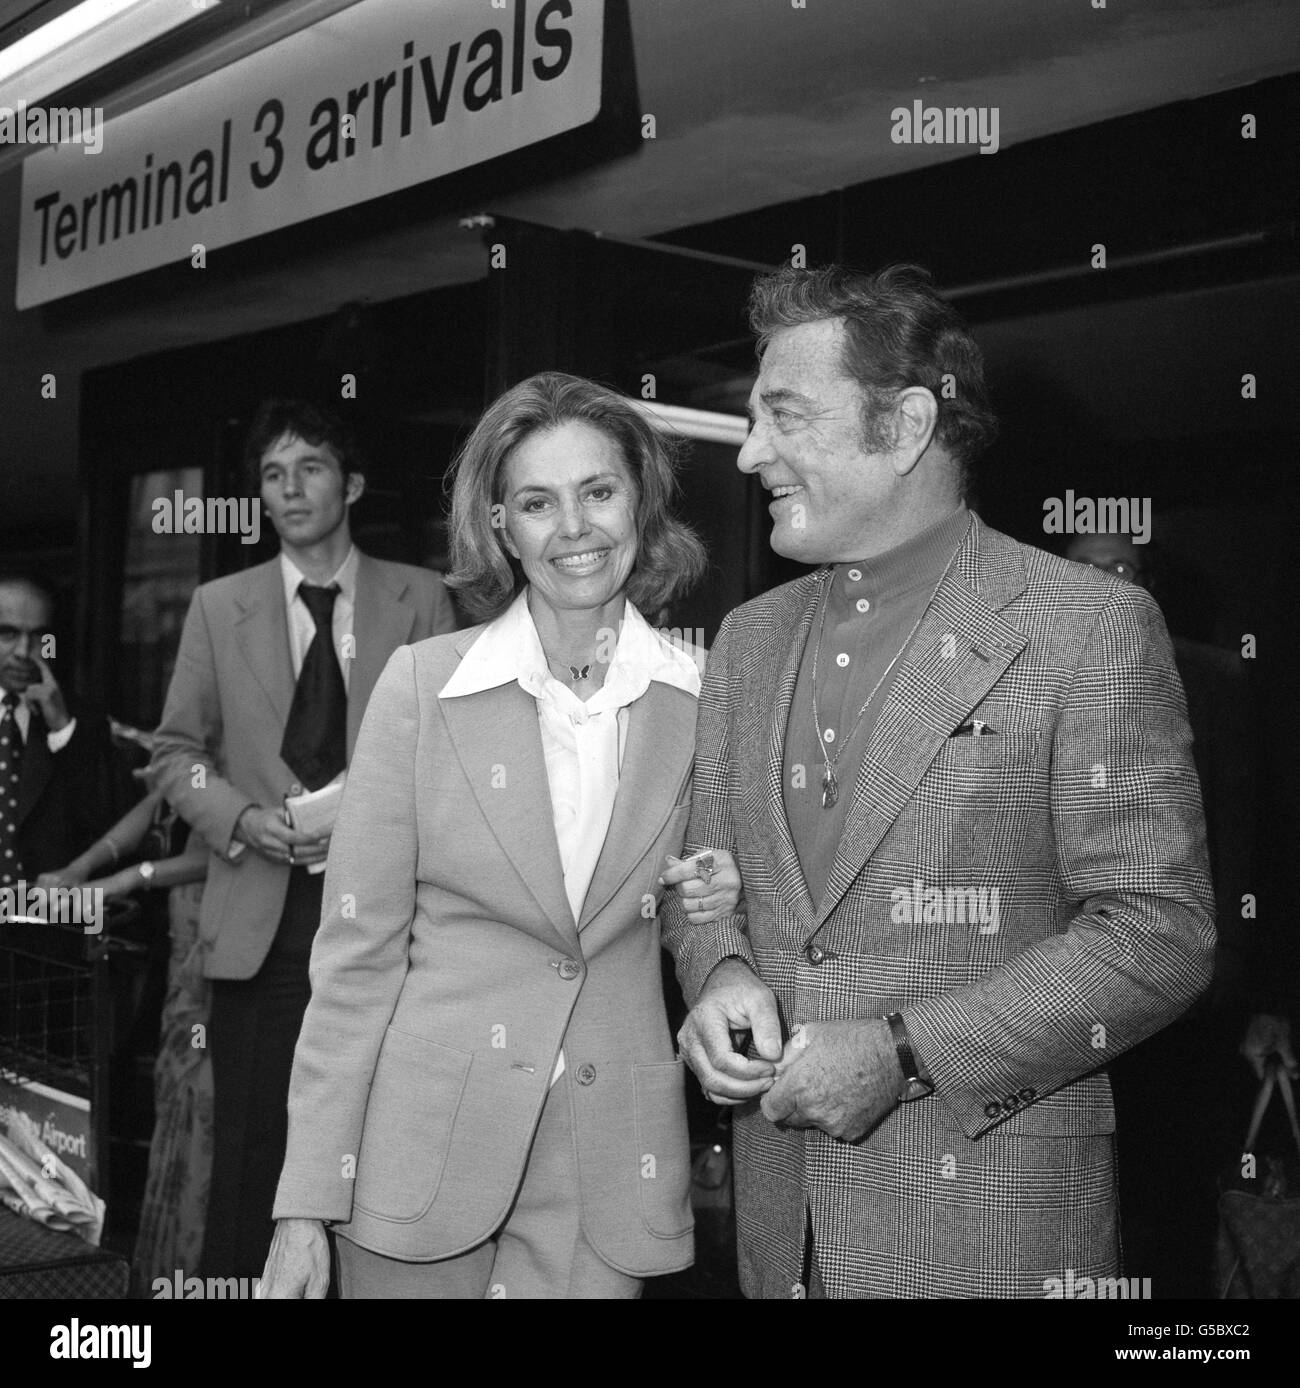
top-left (831, 505), bottom-right (970, 607)
top-left (280, 544), bottom-right (359, 610)
top-left (439, 587), bottom-right (701, 706)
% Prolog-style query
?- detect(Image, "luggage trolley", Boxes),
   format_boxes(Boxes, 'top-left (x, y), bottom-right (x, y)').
top-left (0, 915), bottom-right (113, 1195)
top-left (0, 907), bottom-right (140, 1296)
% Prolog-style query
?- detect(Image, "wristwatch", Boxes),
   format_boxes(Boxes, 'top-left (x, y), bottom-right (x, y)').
top-left (884, 1012), bottom-right (934, 1101)
top-left (136, 860), bottom-right (157, 886)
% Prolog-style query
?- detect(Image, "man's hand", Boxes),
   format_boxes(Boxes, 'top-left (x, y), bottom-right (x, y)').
top-left (1240, 1013), bottom-right (1298, 1081)
top-left (661, 849), bottom-right (744, 924)
top-left (258, 1218), bottom-right (330, 1298)
top-left (677, 958), bottom-right (782, 1105)
top-left (761, 1018), bottom-right (906, 1142)
top-left (21, 652), bottom-right (69, 732)
top-left (234, 806), bottom-right (330, 866)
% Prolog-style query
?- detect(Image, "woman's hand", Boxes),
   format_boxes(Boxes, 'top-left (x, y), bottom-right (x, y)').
top-left (661, 849), bottom-right (744, 924)
top-left (84, 868), bottom-right (145, 901)
top-left (258, 1218), bottom-right (331, 1298)
top-left (36, 865), bottom-right (87, 889)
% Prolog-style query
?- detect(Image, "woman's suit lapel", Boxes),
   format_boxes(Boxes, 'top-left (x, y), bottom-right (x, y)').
top-left (578, 680), bottom-right (696, 932)
top-left (439, 670), bottom-right (579, 956)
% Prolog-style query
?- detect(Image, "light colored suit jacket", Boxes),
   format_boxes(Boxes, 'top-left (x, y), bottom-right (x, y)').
top-left (273, 628), bottom-right (697, 1276)
top-left (150, 553), bottom-right (455, 979)
top-left (662, 516), bottom-right (1215, 1299)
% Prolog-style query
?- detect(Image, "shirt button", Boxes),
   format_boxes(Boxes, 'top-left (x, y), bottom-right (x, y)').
top-left (575, 1063), bottom-right (597, 1086)
top-left (557, 958), bottom-right (581, 981)
top-left (806, 945), bottom-right (825, 965)
top-left (835, 653), bottom-right (850, 668)
top-left (847, 568), bottom-right (862, 582)
top-left (823, 728), bottom-right (835, 744)
top-left (856, 598), bottom-right (870, 614)
top-left (289, 783), bottom-right (303, 796)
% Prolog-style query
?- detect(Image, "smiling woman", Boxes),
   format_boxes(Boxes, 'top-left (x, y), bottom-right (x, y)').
top-left (497, 421), bottom-right (640, 661)
top-left (260, 372), bottom-right (741, 1300)
top-left (444, 371), bottom-right (707, 625)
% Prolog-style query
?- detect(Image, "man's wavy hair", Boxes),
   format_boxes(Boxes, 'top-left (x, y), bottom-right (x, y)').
top-left (243, 398), bottom-right (364, 493)
top-left (749, 263), bottom-right (998, 493)
top-left (444, 372), bottom-right (708, 623)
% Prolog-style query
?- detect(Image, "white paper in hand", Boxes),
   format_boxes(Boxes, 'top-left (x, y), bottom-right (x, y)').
top-left (284, 775), bottom-right (345, 875)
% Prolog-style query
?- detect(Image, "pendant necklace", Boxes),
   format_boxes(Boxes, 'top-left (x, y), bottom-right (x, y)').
top-left (545, 653), bottom-right (592, 685)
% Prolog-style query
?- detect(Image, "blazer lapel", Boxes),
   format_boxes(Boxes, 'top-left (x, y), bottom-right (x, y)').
top-left (233, 559), bottom-right (295, 732)
top-left (15, 707), bottom-right (52, 826)
top-left (578, 681), bottom-right (695, 931)
top-left (348, 554), bottom-right (417, 757)
top-left (439, 657), bottom-right (578, 954)
top-left (811, 516), bottom-right (1029, 931)
top-left (745, 574), bottom-right (824, 937)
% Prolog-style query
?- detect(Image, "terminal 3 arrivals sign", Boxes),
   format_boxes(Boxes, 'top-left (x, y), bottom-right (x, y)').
top-left (15, 0), bottom-right (603, 308)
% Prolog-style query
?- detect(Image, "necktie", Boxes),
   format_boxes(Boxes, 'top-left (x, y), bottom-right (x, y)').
top-left (0, 693), bottom-right (23, 887)
top-left (279, 583), bottom-right (347, 791)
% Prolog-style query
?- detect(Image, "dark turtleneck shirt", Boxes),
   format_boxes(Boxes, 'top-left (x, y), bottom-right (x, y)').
top-left (782, 506), bottom-right (972, 909)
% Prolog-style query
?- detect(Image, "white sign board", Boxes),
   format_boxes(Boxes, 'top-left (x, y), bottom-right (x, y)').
top-left (15, 0), bottom-right (603, 308)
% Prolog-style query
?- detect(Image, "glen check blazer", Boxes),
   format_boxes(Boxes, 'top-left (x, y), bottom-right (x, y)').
top-left (150, 553), bottom-right (455, 980)
top-left (662, 515), bottom-right (1215, 1299)
top-left (272, 629), bottom-right (696, 1276)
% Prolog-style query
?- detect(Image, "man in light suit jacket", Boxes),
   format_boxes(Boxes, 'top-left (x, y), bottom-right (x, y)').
top-left (663, 265), bottom-right (1215, 1299)
top-left (151, 399), bottom-right (455, 1278)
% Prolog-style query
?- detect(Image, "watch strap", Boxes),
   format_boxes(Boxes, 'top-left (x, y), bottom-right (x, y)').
top-left (884, 1011), bottom-right (932, 1099)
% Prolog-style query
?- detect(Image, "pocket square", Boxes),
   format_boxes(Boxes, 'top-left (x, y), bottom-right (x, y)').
top-left (951, 719), bottom-right (999, 738)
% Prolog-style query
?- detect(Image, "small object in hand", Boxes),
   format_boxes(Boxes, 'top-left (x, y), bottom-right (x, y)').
top-left (694, 852), bottom-right (716, 887)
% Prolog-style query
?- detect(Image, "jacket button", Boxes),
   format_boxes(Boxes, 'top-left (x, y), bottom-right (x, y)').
top-left (557, 958), bottom-right (581, 981)
top-left (806, 945), bottom-right (825, 965)
top-left (575, 1063), bottom-right (596, 1086)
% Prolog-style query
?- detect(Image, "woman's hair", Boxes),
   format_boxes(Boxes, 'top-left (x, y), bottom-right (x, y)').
top-left (444, 372), bottom-right (708, 622)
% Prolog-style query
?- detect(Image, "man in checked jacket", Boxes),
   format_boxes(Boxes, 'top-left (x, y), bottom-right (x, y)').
top-left (661, 264), bottom-right (1215, 1299)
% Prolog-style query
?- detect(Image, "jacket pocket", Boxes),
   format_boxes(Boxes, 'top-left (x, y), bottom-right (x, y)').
top-left (354, 1028), bottom-right (472, 1222)
top-left (632, 1059), bottom-right (693, 1239)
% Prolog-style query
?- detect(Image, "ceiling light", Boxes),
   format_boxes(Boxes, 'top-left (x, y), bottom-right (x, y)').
top-left (0, 0), bottom-right (220, 108)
